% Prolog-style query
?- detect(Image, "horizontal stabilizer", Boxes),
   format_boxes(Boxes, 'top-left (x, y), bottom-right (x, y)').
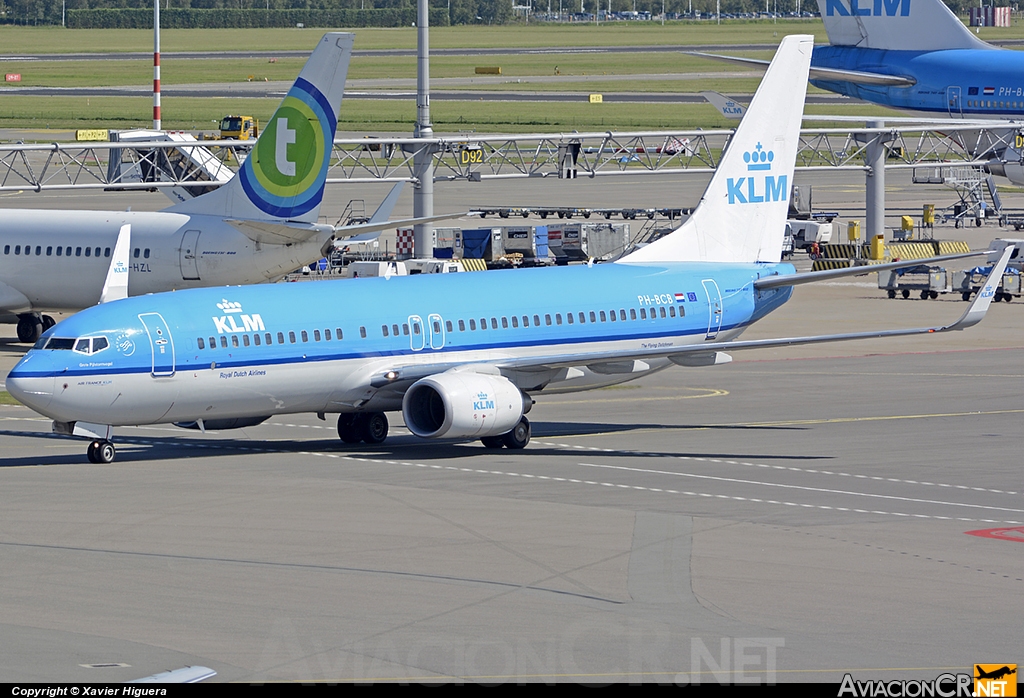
top-left (690, 51), bottom-right (916, 87)
top-left (226, 219), bottom-right (334, 245)
top-left (334, 211), bottom-right (476, 240)
top-left (368, 182), bottom-right (405, 224)
top-left (754, 251), bottom-right (986, 290)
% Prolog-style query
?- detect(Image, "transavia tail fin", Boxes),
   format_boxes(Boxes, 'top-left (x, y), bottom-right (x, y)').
top-left (815, 0), bottom-right (989, 51)
top-left (168, 33), bottom-right (354, 224)
top-left (619, 34), bottom-right (812, 265)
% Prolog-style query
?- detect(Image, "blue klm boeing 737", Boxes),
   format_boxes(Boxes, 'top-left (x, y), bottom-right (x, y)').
top-left (7, 35), bottom-right (1010, 464)
top-left (702, 0), bottom-right (1024, 119)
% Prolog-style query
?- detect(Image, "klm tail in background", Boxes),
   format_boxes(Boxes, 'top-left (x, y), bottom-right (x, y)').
top-left (619, 34), bottom-right (813, 265)
top-left (817, 0), bottom-right (989, 51)
top-left (170, 33), bottom-right (354, 223)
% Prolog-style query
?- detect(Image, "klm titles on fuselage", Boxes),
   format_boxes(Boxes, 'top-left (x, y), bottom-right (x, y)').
top-left (825, 0), bottom-right (910, 16)
top-left (727, 144), bottom-right (787, 206)
top-left (212, 299), bottom-right (265, 334)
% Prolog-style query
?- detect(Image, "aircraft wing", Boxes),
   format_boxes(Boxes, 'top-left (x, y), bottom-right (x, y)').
top-left (689, 51), bottom-right (917, 87)
top-left (754, 250), bottom-right (987, 290)
top-left (0, 279), bottom-right (31, 313)
top-left (362, 248), bottom-right (1011, 392)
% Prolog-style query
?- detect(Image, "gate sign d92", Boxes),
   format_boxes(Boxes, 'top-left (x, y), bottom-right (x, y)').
top-left (460, 147), bottom-right (484, 165)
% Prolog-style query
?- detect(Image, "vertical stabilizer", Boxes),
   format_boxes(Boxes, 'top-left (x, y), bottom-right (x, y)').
top-left (816, 0), bottom-right (989, 51)
top-left (168, 33), bottom-right (354, 223)
top-left (619, 35), bottom-right (812, 265)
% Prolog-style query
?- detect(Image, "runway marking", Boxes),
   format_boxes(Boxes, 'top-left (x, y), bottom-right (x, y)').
top-left (68, 436), bottom-right (1020, 526)
top-left (572, 461), bottom-right (1024, 515)
top-left (532, 441), bottom-right (1020, 496)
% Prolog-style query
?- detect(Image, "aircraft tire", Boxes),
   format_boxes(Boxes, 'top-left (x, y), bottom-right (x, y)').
top-left (87, 441), bottom-right (99, 464)
top-left (502, 417), bottom-right (531, 450)
top-left (97, 441), bottom-right (116, 464)
top-left (42, 315), bottom-right (56, 330)
top-left (480, 435), bottom-right (505, 449)
top-left (337, 414), bottom-right (362, 444)
top-left (16, 315), bottom-right (42, 344)
top-left (359, 412), bottom-right (388, 444)
top-left (901, 289), bottom-right (910, 299)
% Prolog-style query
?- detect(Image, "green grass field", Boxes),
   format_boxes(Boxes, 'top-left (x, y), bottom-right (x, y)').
top-left (0, 19), bottom-right (987, 133)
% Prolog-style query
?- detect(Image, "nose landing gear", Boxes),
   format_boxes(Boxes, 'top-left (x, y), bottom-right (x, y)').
top-left (87, 439), bottom-right (116, 464)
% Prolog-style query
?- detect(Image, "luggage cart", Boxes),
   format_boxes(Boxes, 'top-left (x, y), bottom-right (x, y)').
top-left (952, 266), bottom-right (1022, 302)
top-left (878, 265), bottom-right (950, 300)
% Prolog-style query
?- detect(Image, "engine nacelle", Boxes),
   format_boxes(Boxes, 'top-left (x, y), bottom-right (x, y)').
top-left (403, 372), bottom-right (526, 439)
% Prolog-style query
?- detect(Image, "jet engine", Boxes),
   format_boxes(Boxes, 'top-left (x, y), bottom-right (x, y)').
top-left (402, 372), bottom-right (529, 439)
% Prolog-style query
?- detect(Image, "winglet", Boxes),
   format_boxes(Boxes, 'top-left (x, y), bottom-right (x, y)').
top-left (99, 223), bottom-right (131, 304)
top-left (368, 182), bottom-right (405, 224)
top-left (945, 246), bottom-right (1013, 331)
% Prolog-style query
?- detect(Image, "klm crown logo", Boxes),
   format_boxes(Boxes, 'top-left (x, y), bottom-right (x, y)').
top-left (217, 300), bottom-right (244, 314)
top-left (727, 142), bottom-right (788, 205)
top-left (744, 143), bottom-right (774, 171)
top-left (473, 391), bottom-right (495, 411)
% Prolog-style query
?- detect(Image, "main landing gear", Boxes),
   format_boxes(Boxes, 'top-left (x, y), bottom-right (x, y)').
top-left (337, 412), bottom-right (389, 445)
top-left (16, 313), bottom-right (55, 344)
top-left (481, 416), bottom-right (531, 450)
top-left (86, 439), bottom-right (116, 464)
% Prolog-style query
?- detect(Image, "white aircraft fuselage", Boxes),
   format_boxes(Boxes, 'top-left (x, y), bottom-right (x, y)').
top-left (0, 209), bottom-right (331, 313)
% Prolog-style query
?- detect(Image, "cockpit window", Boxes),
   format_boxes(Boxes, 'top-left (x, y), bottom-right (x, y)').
top-left (44, 338), bottom-right (75, 351)
top-left (92, 337), bottom-right (109, 353)
top-left (70, 336), bottom-right (110, 355)
top-left (75, 339), bottom-right (90, 353)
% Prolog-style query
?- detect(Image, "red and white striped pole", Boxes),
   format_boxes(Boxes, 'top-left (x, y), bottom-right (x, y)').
top-left (153, 0), bottom-right (161, 130)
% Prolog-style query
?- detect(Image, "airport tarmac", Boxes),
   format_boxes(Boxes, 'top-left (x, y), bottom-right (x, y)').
top-left (0, 172), bottom-right (1021, 682)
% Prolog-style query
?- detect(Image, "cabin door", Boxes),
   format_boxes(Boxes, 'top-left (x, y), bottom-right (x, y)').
top-left (701, 279), bottom-right (723, 340)
top-left (947, 86), bottom-right (962, 118)
top-left (179, 229), bottom-right (201, 281)
top-left (138, 312), bottom-right (176, 377)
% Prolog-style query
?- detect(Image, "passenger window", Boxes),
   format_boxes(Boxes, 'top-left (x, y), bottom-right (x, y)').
top-left (590, 311), bottom-right (597, 322)
top-left (289, 331), bottom-right (296, 344)
top-left (545, 314), bottom-right (552, 326)
top-left (324, 329), bottom-right (332, 341)
top-left (458, 319), bottom-right (465, 331)
top-left (608, 310), bottom-right (615, 322)
top-left (46, 246), bottom-right (52, 256)
top-left (85, 247), bottom-right (91, 257)
top-left (220, 336), bottom-right (228, 348)
top-left (522, 315), bottom-right (530, 327)
top-left (382, 325), bottom-right (389, 337)
top-left (144, 249), bottom-right (150, 259)
top-left (631, 309), bottom-right (638, 320)
top-left (65, 247), bottom-right (71, 256)
top-left (2, 245), bottom-right (7, 254)
top-left (314, 330), bottom-right (321, 341)
top-left (490, 318), bottom-right (498, 330)
top-left (133, 248), bottom-right (140, 258)
top-left (402, 324), bottom-right (409, 336)
top-left (555, 314), bottom-right (562, 325)
top-left (76, 247), bottom-right (82, 257)
top-left (660, 307), bottom-right (666, 318)
top-left (412, 322), bottom-right (420, 335)
top-left (242, 335), bottom-right (250, 347)
top-left (277, 332), bottom-right (285, 344)
top-left (265, 333), bottom-right (272, 344)
top-left (14, 245), bottom-right (20, 255)
top-left (446, 320), bottom-right (453, 332)
top-left (197, 337), bottom-right (205, 350)
top-left (620, 309), bottom-right (627, 321)
top-left (469, 319), bottom-right (477, 331)
top-left (669, 306), bottom-right (676, 318)
top-left (56, 247), bottom-right (62, 256)
top-left (566, 313), bottom-right (573, 325)
top-left (231, 335), bottom-right (239, 348)
top-left (104, 248), bottom-right (111, 257)
top-left (359, 326), bottom-right (367, 338)
top-left (209, 336), bottom-right (216, 348)
top-left (579, 312), bottom-right (586, 323)
top-left (511, 316), bottom-right (518, 328)
top-left (433, 320), bottom-right (441, 334)
top-left (533, 315), bottom-right (540, 326)
top-left (336, 328), bottom-right (344, 339)
top-left (392, 324), bottom-right (399, 336)
top-left (94, 247), bottom-right (101, 257)
top-left (480, 318), bottom-right (487, 330)
top-left (501, 317), bottom-right (508, 329)
top-left (254, 334), bottom-right (261, 346)
top-left (301, 330), bottom-right (308, 342)
top-left (678, 305), bottom-right (685, 317)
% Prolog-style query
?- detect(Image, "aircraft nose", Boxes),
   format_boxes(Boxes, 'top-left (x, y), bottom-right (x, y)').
top-left (6, 354), bottom-right (55, 414)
